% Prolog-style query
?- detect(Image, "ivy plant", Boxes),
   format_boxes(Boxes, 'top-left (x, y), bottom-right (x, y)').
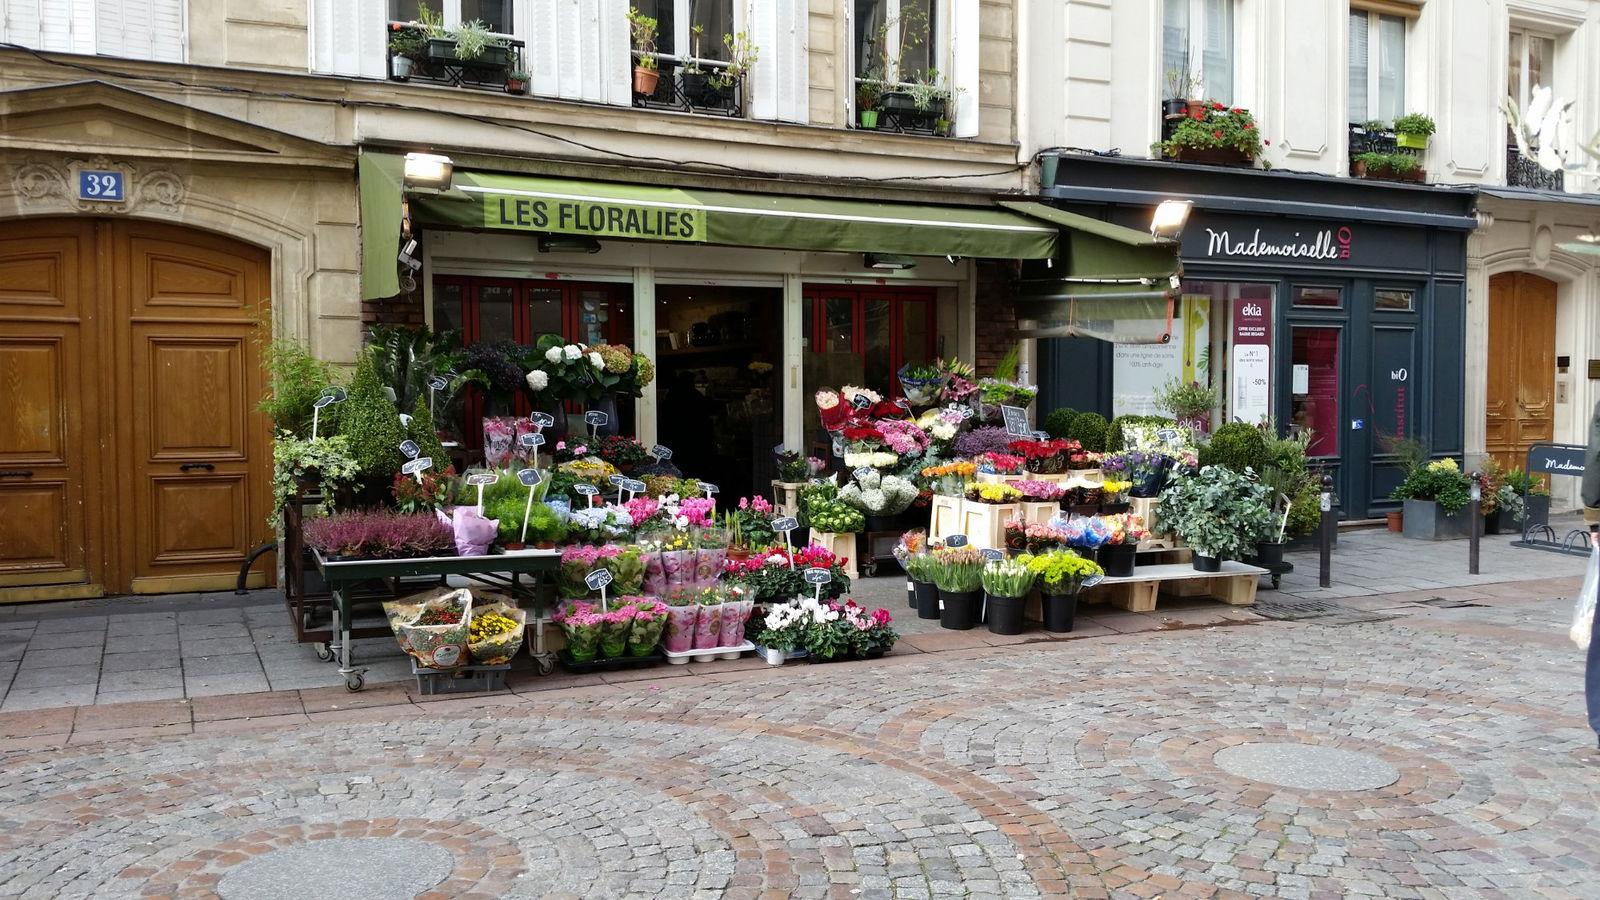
top-left (271, 431), bottom-right (360, 528)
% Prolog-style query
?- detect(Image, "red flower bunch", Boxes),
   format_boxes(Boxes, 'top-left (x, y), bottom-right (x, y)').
top-left (870, 400), bottom-right (909, 419)
top-left (843, 425), bottom-right (886, 444)
top-left (1007, 438), bottom-right (1078, 460)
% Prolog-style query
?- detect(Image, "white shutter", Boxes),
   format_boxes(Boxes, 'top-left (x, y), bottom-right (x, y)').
top-left (0, 0), bottom-right (89, 51)
top-left (40, 0), bottom-right (73, 51)
top-left (950, 0), bottom-right (979, 138)
top-left (70, 0), bottom-right (96, 54)
top-left (1, 1), bottom-right (38, 49)
top-left (749, 0), bottom-right (808, 122)
top-left (530, 0), bottom-right (629, 106)
top-left (311, 0), bottom-right (387, 78)
top-left (96, 0), bottom-right (184, 61)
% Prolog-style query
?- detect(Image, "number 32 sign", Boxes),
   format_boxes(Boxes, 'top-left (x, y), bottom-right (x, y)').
top-left (78, 170), bottom-right (125, 202)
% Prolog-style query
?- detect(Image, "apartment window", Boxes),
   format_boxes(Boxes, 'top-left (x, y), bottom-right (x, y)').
top-left (0, 0), bottom-right (184, 62)
top-left (390, 1), bottom-right (514, 35)
top-left (1507, 28), bottom-right (1555, 123)
top-left (855, 0), bottom-right (937, 80)
top-left (1348, 10), bottom-right (1406, 125)
top-left (1163, 0), bottom-right (1233, 104)
top-left (632, 0), bottom-right (735, 60)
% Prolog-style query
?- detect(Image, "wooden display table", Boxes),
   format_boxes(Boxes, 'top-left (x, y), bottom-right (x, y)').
top-left (1083, 560), bottom-right (1266, 613)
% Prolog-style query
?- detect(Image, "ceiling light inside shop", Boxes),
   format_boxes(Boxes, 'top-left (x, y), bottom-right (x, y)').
top-left (402, 152), bottom-right (453, 191)
top-left (864, 253), bottom-right (917, 270)
top-left (539, 235), bottom-right (602, 254)
top-left (1150, 199), bottom-right (1193, 241)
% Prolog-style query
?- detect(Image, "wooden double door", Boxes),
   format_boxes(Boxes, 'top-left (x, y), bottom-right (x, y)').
top-left (1486, 272), bottom-right (1557, 471)
top-left (0, 218), bottom-right (272, 598)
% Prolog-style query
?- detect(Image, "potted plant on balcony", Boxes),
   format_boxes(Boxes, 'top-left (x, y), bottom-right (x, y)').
top-left (627, 7), bottom-right (661, 95)
top-left (505, 68), bottom-right (528, 94)
top-left (1161, 101), bottom-right (1264, 167)
top-left (387, 25), bottom-right (424, 80)
top-left (856, 76), bottom-right (884, 129)
top-left (1394, 112), bottom-right (1436, 150)
top-left (1162, 67), bottom-right (1194, 119)
top-left (906, 69), bottom-right (951, 131)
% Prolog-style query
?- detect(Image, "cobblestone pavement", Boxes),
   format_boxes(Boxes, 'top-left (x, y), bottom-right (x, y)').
top-left (2, 581), bottom-right (1597, 899)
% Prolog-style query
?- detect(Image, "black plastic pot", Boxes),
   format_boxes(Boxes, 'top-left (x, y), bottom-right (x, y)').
top-left (864, 512), bottom-right (909, 533)
top-left (1482, 512), bottom-right (1503, 535)
top-left (938, 589), bottom-right (979, 630)
top-left (1254, 541), bottom-right (1285, 567)
top-left (1100, 501), bottom-right (1131, 515)
top-left (1097, 543), bottom-right (1136, 578)
top-left (915, 581), bottom-right (941, 619)
top-left (1040, 589), bottom-right (1079, 633)
top-left (1192, 554), bottom-right (1222, 572)
top-left (985, 593), bottom-right (1025, 635)
top-left (1162, 98), bottom-right (1188, 118)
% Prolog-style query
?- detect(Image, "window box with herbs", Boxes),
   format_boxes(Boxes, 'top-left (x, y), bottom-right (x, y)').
top-left (1350, 151), bottom-right (1425, 183)
top-left (1158, 101), bottom-right (1265, 167)
top-left (1393, 113), bottom-right (1436, 151)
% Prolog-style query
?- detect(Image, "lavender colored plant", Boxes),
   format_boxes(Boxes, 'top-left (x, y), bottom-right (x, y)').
top-left (953, 426), bottom-right (1016, 459)
top-left (303, 509), bottom-right (456, 560)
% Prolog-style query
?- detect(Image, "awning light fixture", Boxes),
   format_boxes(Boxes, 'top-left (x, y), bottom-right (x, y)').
top-left (403, 152), bottom-right (454, 192)
top-left (538, 235), bottom-right (602, 254)
top-left (1150, 199), bottom-right (1193, 241)
top-left (864, 252), bottom-right (918, 270)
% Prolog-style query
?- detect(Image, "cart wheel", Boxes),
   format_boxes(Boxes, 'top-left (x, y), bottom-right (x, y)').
top-left (315, 642), bottom-right (334, 662)
top-left (862, 560), bottom-right (877, 578)
top-left (1271, 574), bottom-right (1282, 589)
top-left (344, 673), bottom-right (365, 692)
top-left (537, 657), bottom-right (555, 676)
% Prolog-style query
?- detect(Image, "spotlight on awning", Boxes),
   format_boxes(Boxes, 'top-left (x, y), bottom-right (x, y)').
top-left (1560, 233), bottom-right (1600, 256)
top-left (1150, 199), bottom-right (1193, 241)
top-left (403, 153), bottom-right (454, 192)
top-left (864, 253), bottom-right (917, 270)
top-left (538, 235), bottom-right (602, 254)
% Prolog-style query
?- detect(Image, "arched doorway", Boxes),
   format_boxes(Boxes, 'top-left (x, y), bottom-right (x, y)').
top-left (1485, 272), bottom-right (1557, 471)
top-left (0, 218), bottom-right (273, 598)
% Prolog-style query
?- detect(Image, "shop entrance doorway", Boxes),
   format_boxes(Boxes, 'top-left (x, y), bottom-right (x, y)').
top-left (802, 286), bottom-right (936, 456)
top-left (0, 218), bottom-right (272, 598)
top-left (1486, 272), bottom-right (1556, 471)
top-left (653, 285), bottom-right (784, 500)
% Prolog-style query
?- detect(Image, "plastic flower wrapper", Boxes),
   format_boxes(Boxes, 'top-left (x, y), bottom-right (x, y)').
top-left (1099, 513), bottom-right (1149, 546)
top-left (482, 417), bottom-right (518, 469)
top-left (814, 389), bottom-right (854, 431)
top-left (623, 597), bottom-right (667, 656)
top-left (893, 528), bottom-right (927, 565)
top-left (692, 587), bottom-right (726, 650)
top-left (439, 506), bottom-right (497, 557)
top-left (661, 586), bottom-right (701, 653)
top-left (718, 584), bottom-right (755, 647)
top-left (560, 608), bottom-right (603, 662)
top-left (558, 544), bottom-right (620, 598)
top-left (876, 418), bottom-right (930, 456)
top-left (839, 384), bottom-right (882, 406)
top-left (597, 606), bottom-right (636, 658)
top-left (603, 545), bottom-right (647, 594)
top-left (636, 529), bottom-right (669, 595)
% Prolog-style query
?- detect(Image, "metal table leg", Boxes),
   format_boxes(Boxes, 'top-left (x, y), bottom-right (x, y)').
top-left (331, 586), bottom-right (366, 691)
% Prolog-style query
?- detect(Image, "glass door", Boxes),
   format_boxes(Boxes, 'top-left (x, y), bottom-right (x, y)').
top-left (802, 286), bottom-right (937, 459)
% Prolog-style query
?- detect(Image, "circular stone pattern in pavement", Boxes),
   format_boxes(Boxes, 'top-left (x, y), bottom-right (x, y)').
top-left (1213, 741), bottom-right (1401, 791)
top-left (217, 837), bottom-right (453, 900)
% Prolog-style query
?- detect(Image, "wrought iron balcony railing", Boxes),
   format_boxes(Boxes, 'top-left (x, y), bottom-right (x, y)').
top-left (632, 53), bottom-right (745, 117)
top-left (1506, 145), bottom-right (1565, 191)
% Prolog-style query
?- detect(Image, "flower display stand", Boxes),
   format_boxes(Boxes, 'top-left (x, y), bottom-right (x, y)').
top-left (929, 494), bottom-right (963, 541)
top-left (1081, 561), bottom-right (1266, 612)
top-left (771, 481), bottom-right (805, 519)
top-left (1129, 496), bottom-right (1167, 538)
top-left (810, 530), bottom-right (859, 579)
top-left (959, 502), bottom-right (1019, 550)
top-left (1019, 501), bottom-right (1058, 526)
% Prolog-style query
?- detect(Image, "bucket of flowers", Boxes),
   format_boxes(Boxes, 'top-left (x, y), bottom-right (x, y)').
top-left (980, 557), bottom-right (1035, 635)
top-left (930, 545), bottom-right (984, 630)
top-left (1017, 549), bottom-right (1103, 633)
top-left (1095, 513), bottom-right (1149, 577)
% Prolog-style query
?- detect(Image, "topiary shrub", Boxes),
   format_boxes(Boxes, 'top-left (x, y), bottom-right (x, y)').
top-left (1066, 412), bottom-right (1109, 453)
top-left (1199, 422), bottom-right (1270, 473)
top-left (1106, 414), bottom-right (1176, 452)
top-left (406, 394), bottom-right (449, 471)
top-left (1042, 407), bottom-right (1078, 439)
top-left (337, 350), bottom-right (407, 479)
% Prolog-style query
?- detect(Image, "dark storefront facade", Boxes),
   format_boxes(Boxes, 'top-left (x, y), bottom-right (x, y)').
top-left (1040, 155), bottom-right (1477, 518)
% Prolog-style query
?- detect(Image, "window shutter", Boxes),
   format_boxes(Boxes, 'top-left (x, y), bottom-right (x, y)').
top-left (96, 0), bottom-right (184, 61)
top-left (749, 0), bottom-right (808, 123)
top-left (530, 0), bottom-right (630, 106)
top-left (311, 0), bottom-right (387, 78)
top-left (1350, 0), bottom-right (1421, 19)
top-left (950, 0), bottom-right (979, 138)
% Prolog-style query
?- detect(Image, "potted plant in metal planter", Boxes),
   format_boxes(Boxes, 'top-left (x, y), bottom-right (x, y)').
top-left (626, 7), bottom-right (661, 95)
top-left (387, 26), bottom-right (424, 80)
top-left (1390, 458), bottom-right (1473, 540)
top-left (1158, 464), bottom-right (1273, 571)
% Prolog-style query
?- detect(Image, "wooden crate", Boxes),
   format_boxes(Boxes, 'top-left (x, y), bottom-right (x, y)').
top-left (771, 481), bottom-right (805, 519)
top-left (958, 502), bottom-right (1020, 551)
top-left (929, 494), bottom-right (963, 540)
top-left (809, 530), bottom-right (859, 579)
top-left (1082, 561), bottom-right (1264, 613)
top-left (1018, 501), bottom-right (1058, 526)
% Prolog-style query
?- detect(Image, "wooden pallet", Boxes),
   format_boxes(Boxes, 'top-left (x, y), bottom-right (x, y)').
top-left (1083, 561), bottom-right (1266, 613)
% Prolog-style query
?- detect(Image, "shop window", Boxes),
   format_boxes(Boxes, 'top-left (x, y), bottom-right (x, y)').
top-left (1291, 326), bottom-right (1341, 458)
top-left (1162, 0), bottom-right (1233, 105)
top-left (431, 276), bottom-right (632, 452)
top-left (1374, 288), bottom-right (1414, 311)
top-left (803, 287), bottom-right (936, 451)
top-left (1292, 285), bottom-right (1342, 309)
top-left (1348, 9), bottom-right (1406, 126)
top-left (654, 285), bottom-right (784, 500)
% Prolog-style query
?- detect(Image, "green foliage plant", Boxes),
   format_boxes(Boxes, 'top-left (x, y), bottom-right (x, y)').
top-left (1393, 113), bottom-right (1436, 137)
top-left (1200, 422), bottom-right (1271, 473)
top-left (1158, 465), bottom-right (1274, 559)
top-left (1042, 407), bottom-right (1078, 439)
top-left (1106, 414), bottom-right (1176, 452)
top-left (337, 351), bottom-right (407, 479)
top-left (271, 431), bottom-right (360, 527)
top-left (258, 330), bottom-right (343, 437)
top-left (1066, 412), bottom-right (1109, 453)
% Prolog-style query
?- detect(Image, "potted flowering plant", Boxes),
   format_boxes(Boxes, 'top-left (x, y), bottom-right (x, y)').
top-left (303, 510), bottom-right (455, 561)
top-left (1160, 101), bottom-right (1265, 166)
top-left (980, 558), bottom-right (1035, 635)
top-left (1390, 458), bottom-right (1474, 541)
top-left (1018, 549), bottom-right (1103, 632)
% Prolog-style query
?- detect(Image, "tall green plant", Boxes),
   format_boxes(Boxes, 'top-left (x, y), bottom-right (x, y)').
top-left (406, 393), bottom-right (448, 468)
top-left (365, 325), bottom-right (479, 421)
top-left (337, 350), bottom-right (407, 478)
top-left (257, 331), bottom-right (343, 437)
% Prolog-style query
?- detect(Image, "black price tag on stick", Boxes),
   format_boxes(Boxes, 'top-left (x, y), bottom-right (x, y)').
top-left (803, 567), bottom-right (832, 585)
top-left (584, 410), bottom-right (609, 426)
top-left (622, 478), bottom-right (647, 493)
top-left (585, 568), bottom-right (613, 591)
top-left (574, 484), bottom-right (600, 496)
top-left (945, 533), bottom-right (969, 548)
top-left (517, 468), bottom-right (542, 487)
top-left (519, 432), bottom-right (544, 448)
top-left (852, 466), bottom-right (875, 482)
top-left (608, 474), bottom-right (626, 485)
top-left (650, 444), bottom-right (673, 460)
top-left (773, 517), bottom-right (799, 532)
top-left (400, 457), bottom-right (433, 478)
top-left (851, 394), bottom-right (871, 410)
top-left (398, 440), bottom-right (420, 459)
top-left (530, 412), bottom-right (556, 428)
top-left (465, 472), bottom-right (499, 487)
top-left (426, 375), bottom-right (448, 391)
top-left (980, 548), bottom-right (1005, 561)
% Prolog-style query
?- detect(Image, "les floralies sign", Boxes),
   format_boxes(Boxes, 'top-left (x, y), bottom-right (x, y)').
top-left (484, 193), bottom-right (706, 242)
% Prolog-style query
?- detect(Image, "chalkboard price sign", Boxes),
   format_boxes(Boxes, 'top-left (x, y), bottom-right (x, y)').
top-left (700, 482), bottom-right (719, 495)
top-left (465, 472), bottom-right (499, 487)
top-left (608, 474), bottom-right (626, 485)
top-left (585, 568), bottom-right (613, 591)
top-left (1031, 430), bottom-right (1049, 441)
top-left (516, 468), bottom-right (542, 487)
top-left (426, 375), bottom-right (449, 391)
top-left (530, 412), bottom-right (556, 428)
top-left (802, 567), bottom-right (832, 585)
top-left (400, 457), bottom-right (433, 476)
top-left (398, 440), bottom-right (421, 459)
top-left (650, 444), bottom-right (673, 460)
top-left (772, 517), bottom-right (799, 533)
top-left (852, 466), bottom-right (875, 483)
top-left (584, 410), bottom-right (610, 426)
top-left (944, 533), bottom-right (969, 548)
top-left (1083, 573), bottom-right (1105, 589)
top-left (851, 393), bottom-right (872, 410)
top-left (980, 548), bottom-right (1004, 561)
top-left (622, 478), bottom-right (647, 493)
top-left (1000, 405), bottom-right (1030, 437)
top-left (574, 484), bottom-right (600, 496)
top-left (519, 431), bottom-right (546, 448)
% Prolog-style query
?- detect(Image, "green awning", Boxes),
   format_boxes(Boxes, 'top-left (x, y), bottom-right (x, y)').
top-left (359, 151), bottom-right (406, 301)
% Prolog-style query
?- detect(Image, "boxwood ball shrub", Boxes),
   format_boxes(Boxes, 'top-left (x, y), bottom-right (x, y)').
top-left (1200, 422), bottom-right (1270, 474)
top-left (337, 351), bottom-right (407, 478)
top-left (1065, 412), bottom-right (1108, 453)
top-left (1042, 407), bottom-right (1078, 439)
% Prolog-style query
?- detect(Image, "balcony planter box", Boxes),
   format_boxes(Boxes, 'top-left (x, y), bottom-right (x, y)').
top-left (1396, 132), bottom-right (1429, 150)
top-left (425, 37), bottom-right (512, 70)
top-left (879, 91), bottom-right (917, 114)
top-left (1401, 499), bottom-right (1471, 541)
top-left (1174, 146), bottom-right (1254, 167)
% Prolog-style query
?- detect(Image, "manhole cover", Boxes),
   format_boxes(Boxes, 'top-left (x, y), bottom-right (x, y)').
top-left (218, 838), bottom-right (453, 899)
top-left (1250, 596), bottom-right (1390, 624)
top-left (1213, 742), bottom-right (1400, 791)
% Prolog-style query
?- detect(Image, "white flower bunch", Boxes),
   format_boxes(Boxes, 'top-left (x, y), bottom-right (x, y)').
top-left (588, 351), bottom-right (605, 370)
top-left (563, 344), bottom-right (582, 361)
top-left (840, 470), bottom-right (920, 515)
top-left (525, 369), bottom-right (549, 391)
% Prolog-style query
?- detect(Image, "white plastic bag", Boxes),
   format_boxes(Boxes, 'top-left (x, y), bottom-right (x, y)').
top-left (1570, 544), bottom-right (1599, 649)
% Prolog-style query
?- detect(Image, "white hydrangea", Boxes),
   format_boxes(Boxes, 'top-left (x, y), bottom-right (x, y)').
top-left (544, 346), bottom-right (563, 364)
top-left (525, 369), bottom-right (549, 391)
top-left (589, 351), bottom-right (605, 369)
top-left (562, 344), bottom-right (581, 361)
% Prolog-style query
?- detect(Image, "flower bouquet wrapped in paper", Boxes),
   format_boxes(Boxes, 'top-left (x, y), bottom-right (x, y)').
top-left (662, 587), bottom-right (700, 653)
top-left (598, 606), bottom-right (636, 658)
top-left (692, 588), bottom-right (726, 650)
top-left (557, 607), bottom-right (602, 662)
top-left (659, 530), bottom-right (694, 589)
top-left (625, 598), bottom-right (668, 656)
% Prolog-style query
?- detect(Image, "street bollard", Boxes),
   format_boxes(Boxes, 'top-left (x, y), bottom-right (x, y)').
top-left (1319, 474), bottom-right (1334, 588)
top-left (1468, 471), bottom-right (1481, 575)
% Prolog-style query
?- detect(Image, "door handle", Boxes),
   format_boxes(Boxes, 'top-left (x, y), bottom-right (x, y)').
top-left (180, 463), bottom-right (216, 472)
top-left (0, 470), bottom-right (33, 478)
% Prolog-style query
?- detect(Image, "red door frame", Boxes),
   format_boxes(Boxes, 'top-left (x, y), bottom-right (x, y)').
top-left (802, 285), bottom-right (937, 397)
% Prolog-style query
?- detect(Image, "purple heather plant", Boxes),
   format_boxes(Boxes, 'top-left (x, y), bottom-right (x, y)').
top-left (303, 509), bottom-right (455, 559)
top-left (952, 425), bottom-right (1016, 459)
